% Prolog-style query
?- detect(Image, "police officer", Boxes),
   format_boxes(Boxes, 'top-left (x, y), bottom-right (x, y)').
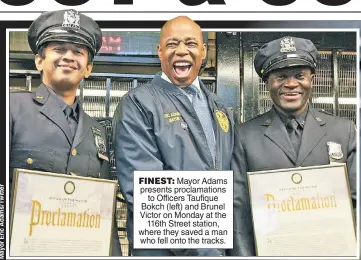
top-left (114, 16), bottom-right (236, 256)
top-left (9, 9), bottom-right (122, 256)
top-left (231, 36), bottom-right (357, 255)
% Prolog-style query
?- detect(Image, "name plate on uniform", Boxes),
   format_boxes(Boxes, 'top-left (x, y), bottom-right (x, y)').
top-left (10, 169), bottom-right (118, 256)
top-left (247, 163), bottom-right (356, 256)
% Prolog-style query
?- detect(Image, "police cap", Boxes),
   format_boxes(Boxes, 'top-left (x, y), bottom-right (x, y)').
top-left (28, 9), bottom-right (102, 56)
top-left (254, 36), bottom-right (318, 79)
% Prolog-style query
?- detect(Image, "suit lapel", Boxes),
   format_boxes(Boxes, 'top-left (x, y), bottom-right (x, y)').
top-left (264, 108), bottom-right (297, 164)
top-left (296, 107), bottom-right (326, 165)
top-left (34, 84), bottom-right (73, 145)
top-left (72, 105), bottom-right (92, 148)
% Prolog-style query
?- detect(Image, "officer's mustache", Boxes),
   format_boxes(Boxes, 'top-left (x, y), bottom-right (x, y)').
top-left (277, 86), bottom-right (303, 94)
top-left (54, 59), bottom-right (80, 70)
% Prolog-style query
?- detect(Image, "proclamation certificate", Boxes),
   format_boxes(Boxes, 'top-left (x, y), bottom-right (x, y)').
top-left (10, 169), bottom-right (118, 256)
top-left (248, 163), bottom-right (356, 256)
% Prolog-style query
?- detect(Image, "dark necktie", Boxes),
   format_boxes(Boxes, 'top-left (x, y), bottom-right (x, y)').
top-left (188, 85), bottom-right (216, 163)
top-left (64, 106), bottom-right (78, 141)
top-left (287, 119), bottom-right (301, 156)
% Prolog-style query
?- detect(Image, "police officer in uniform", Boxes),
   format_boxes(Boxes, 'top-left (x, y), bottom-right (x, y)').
top-left (231, 36), bottom-right (357, 255)
top-left (9, 9), bottom-right (122, 256)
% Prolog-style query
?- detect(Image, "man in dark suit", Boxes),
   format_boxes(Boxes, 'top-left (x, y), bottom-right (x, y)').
top-left (231, 36), bottom-right (357, 255)
top-left (9, 9), bottom-right (122, 256)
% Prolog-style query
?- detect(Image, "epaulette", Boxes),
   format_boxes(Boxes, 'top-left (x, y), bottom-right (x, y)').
top-left (241, 113), bottom-right (265, 124)
top-left (10, 89), bottom-right (31, 93)
top-left (318, 108), bottom-right (333, 116)
top-left (250, 113), bottom-right (264, 120)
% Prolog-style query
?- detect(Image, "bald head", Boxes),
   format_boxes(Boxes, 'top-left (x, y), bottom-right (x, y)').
top-left (157, 16), bottom-right (206, 87)
top-left (160, 16), bottom-right (203, 44)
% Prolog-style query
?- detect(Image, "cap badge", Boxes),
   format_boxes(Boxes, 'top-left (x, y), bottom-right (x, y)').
top-left (62, 9), bottom-right (80, 29)
top-left (280, 37), bottom-right (296, 53)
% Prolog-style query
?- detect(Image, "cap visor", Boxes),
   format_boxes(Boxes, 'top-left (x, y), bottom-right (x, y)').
top-left (37, 33), bottom-right (94, 54)
top-left (265, 58), bottom-right (315, 76)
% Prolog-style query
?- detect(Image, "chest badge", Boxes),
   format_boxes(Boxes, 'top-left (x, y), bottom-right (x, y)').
top-left (91, 126), bottom-right (109, 161)
top-left (327, 141), bottom-right (343, 161)
top-left (215, 110), bottom-right (229, 133)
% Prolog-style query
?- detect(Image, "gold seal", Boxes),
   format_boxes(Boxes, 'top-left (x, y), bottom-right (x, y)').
top-left (64, 181), bottom-right (75, 195)
top-left (291, 173), bottom-right (302, 184)
top-left (215, 110), bottom-right (229, 133)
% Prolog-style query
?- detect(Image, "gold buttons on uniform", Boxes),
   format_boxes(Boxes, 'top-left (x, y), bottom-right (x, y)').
top-left (26, 158), bottom-right (33, 164)
top-left (71, 148), bottom-right (77, 156)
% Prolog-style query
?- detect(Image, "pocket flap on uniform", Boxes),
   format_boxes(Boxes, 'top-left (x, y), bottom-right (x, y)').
top-left (10, 147), bottom-right (56, 172)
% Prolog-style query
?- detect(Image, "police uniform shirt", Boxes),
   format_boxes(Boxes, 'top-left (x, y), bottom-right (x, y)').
top-left (48, 86), bottom-right (79, 141)
top-left (274, 104), bottom-right (308, 155)
top-left (274, 104), bottom-right (308, 131)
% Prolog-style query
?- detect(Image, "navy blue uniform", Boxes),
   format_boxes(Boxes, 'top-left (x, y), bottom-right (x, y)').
top-left (10, 84), bottom-right (123, 256)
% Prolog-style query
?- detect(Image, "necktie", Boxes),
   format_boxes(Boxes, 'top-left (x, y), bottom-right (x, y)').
top-left (64, 106), bottom-right (78, 141)
top-left (188, 85), bottom-right (216, 163)
top-left (287, 119), bottom-right (301, 156)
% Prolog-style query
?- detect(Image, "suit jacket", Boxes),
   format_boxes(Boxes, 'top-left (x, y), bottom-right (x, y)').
top-left (231, 105), bottom-right (357, 256)
top-left (10, 84), bottom-right (122, 256)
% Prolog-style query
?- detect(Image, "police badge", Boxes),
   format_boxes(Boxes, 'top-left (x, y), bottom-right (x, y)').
top-left (62, 9), bottom-right (80, 29)
top-left (215, 110), bottom-right (229, 133)
top-left (91, 127), bottom-right (109, 161)
top-left (280, 37), bottom-right (296, 53)
top-left (327, 141), bottom-right (343, 161)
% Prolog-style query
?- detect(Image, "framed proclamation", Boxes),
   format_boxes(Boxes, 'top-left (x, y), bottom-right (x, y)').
top-left (247, 163), bottom-right (356, 256)
top-left (9, 169), bottom-right (118, 256)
